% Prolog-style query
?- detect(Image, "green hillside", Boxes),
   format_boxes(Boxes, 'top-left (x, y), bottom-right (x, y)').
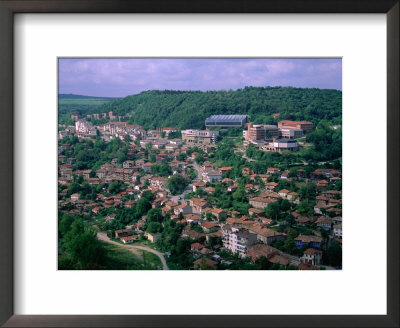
top-left (58, 94), bottom-right (119, 125)
top-left (95, 86), bottom-right (342, 130)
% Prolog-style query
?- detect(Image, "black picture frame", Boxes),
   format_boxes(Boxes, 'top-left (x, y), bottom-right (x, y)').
top-left (0, 1), bottom-right (398, 327)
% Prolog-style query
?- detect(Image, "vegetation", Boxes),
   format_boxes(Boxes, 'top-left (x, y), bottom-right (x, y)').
top-left (93, 87), bottom-right (341, 129)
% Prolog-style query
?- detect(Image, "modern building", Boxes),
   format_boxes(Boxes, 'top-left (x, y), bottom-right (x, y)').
top-left (262, 138), bottom-right (299, 152)
top-left (181, 129), bottom-right (219, 145)
top-left (246, 123), bottom-right (280, 141)
top-left (280, 128), bottom-right (303, 139)
top-left (205, 114), bottom-right (248, 128)
top-left (278, 120), bottom-right (313, 132)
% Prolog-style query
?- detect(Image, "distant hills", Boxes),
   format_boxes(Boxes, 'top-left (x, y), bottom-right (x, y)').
top-left (95, 86), bottom-right (342, 130)
top-left (59, 94), bottom-right (119, 100)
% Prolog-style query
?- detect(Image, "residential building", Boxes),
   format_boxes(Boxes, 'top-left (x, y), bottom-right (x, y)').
top-left (294, 235), bottom-right (323, 249)
top-left (301, 248), bottom-right (323, 266)
top-left (222, 225), bottom-right (257, 258)
top-left (248, 225), bottom-right (286, 245)
top-left (333, 224), bottom-right (342, 238)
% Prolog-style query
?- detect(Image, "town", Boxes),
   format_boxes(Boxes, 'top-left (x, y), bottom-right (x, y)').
top-left (58, 112), bottom-right (342, 270)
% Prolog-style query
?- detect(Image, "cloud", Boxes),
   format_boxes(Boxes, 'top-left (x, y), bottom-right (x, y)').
top-left (58, 58), bottom-right (341, 97)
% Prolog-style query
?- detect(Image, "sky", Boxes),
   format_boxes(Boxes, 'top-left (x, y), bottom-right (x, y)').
top-left (58, 58), bottom-right (342, 98)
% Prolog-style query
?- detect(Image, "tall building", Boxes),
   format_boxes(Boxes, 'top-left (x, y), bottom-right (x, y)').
top-left (205, 115), bottom-right (248, 128)
top-left (246, 123), bottom-right (279, 141)
top-left (222, 225), bottom-right (258, 258)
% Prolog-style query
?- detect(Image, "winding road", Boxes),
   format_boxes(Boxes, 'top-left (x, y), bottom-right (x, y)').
top-left (97, 232), bottom-right (169, 270)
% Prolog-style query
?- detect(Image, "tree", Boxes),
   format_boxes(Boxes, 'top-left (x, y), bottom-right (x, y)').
top-left (67, 182), bottom-right (81, 196)
top-left (108, 181), bottom-right (121, 194)
top-left (167, 175), bottom-right (188, 195)
top-left (265, 202), bottom-right (280, 220)
top-left (146, 222), bottom-right (162, 233)
top-left (283, 229), bottom-right (299, 255)
top-left (327, 239), bottom-right (342, 266)
top-left (147, 208), bottom-right (164, 223)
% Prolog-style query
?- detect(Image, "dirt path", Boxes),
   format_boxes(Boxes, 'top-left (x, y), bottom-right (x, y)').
top-left (97, 232), bottom-right (169, 270)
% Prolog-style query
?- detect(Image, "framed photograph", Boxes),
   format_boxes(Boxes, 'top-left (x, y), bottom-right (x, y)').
top-left (0, 1), bottom-right (398, 327)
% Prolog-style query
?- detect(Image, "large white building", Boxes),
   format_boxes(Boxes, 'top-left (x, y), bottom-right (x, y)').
top-left (181, 129), bottom-right (219, 145)
top-left (262, 138), bottom-right (299, 152)
top-left (75, 119), bottom-right (97, 136)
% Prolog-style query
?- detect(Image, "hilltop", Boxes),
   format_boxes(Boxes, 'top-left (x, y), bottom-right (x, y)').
top-left (94, 86), bottom-right (341, 130)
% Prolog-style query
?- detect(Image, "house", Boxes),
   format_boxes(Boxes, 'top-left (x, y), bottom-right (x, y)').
top-left (208, 208), bottom-right (227, 220)
top-left (296, 216), bottom-right (311, 225)
top-left (241, 167), bottom-right (253, 176)
top-left (147, 232), bottom-right (161, 243)
top-left (150, 176), bottom-right (168, 188)
top-left (249, 208), bottom-right (264, 217)
top-left (125, 200), bottom-right (137, 208)
top-left (184, 213), bottom-right (201, 224)
top-left (301, 248), bottom-right (323, 266)
top-left (200, 221), bottom-right (217, 233)
top-left (190, 198), bottom-right (209, 214)
top-left (192, 181), bottom-right (206, 192)
top-left (267, 167), bottom-right (280, 174)
top-left (121, 235), bottom-right (137, 244)
top-left (193, 258), bottom-right (218, 270)
top-left (333, 224), bottom-right (342, 238)
top-left (287, 192), bottom-right (299, 203)
top-left (142, 162), bottom-right (154, 172)
top-left (316, 217), bottom-right (332, 230)
top-left (265, 182), bottom-right (278, 191)
top-left (332, 216), bottom-right (342, 225)
top-left (278, 189), bottom-right (290, 198)
top-left (174, 204), bottom-right (192, 216)
top-left (115, 229), bottom-right (132, 238)
top-left (191, 242), bottom-right (205, 253)
top-left (122, 160), bottom-right (135, 169)
top-left (205, 170), bottom-right (222, 183)
top-left (321, 190), bottom-right (342, 199)
top-left (70, 193), bottom-right (80, 202)
top-left (294, 235), bottom-right (323, 249)
top-left (249, 197), bottom-right (277, 209)
top-left (247, 243), bottom-right (280, 262)
top-left (248, 225), bottom-right (286, 245)
top-left (227, 184), bottom-right (238, 192)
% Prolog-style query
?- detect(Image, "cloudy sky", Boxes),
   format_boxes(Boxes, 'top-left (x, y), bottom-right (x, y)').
top-left (58, 58), bottom-right (342, 98)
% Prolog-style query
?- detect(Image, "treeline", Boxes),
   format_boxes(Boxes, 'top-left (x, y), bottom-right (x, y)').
top-left (94, 86), bottom-right (341, 129)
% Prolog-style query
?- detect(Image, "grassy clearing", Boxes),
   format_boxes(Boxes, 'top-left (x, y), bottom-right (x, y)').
top-left (102, 243), bottom-right (161, 270)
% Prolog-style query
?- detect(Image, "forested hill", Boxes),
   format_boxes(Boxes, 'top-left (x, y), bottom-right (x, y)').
top-left (59, 94), bottom-right (118, 100)
top-left (96, 86), bottom-right (342, 130)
